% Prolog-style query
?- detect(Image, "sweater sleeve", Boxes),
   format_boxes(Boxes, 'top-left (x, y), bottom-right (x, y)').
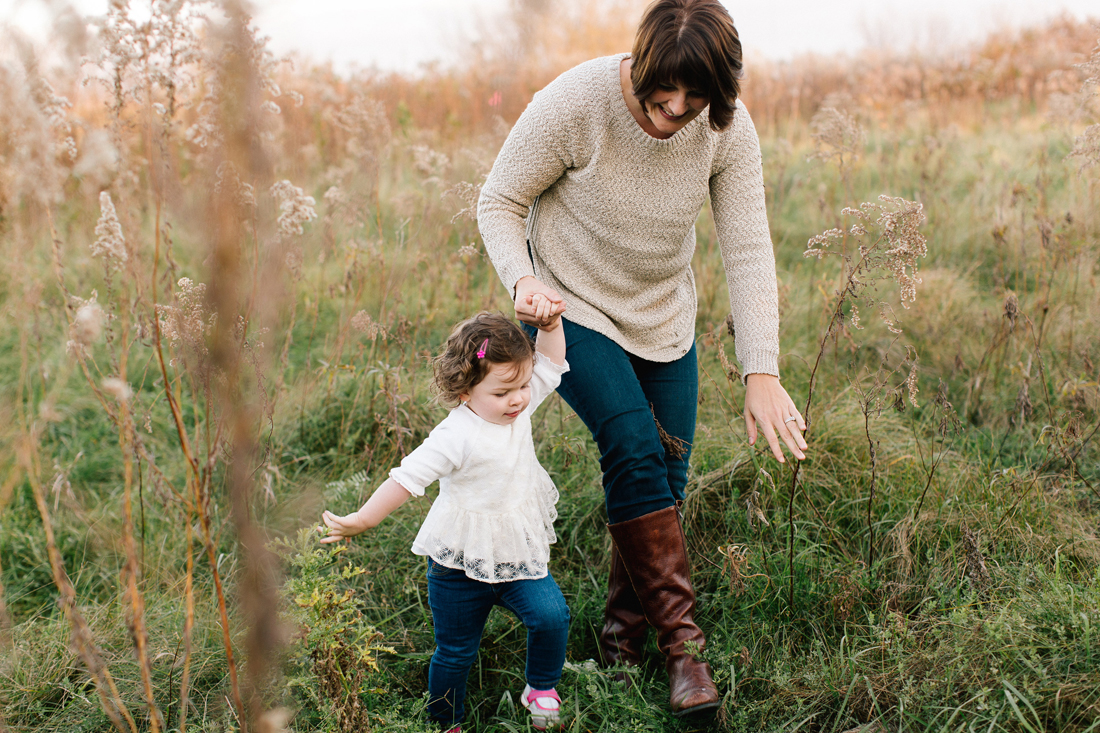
top-left (709, 103), bottom-right (781, 378)
top-left (389, 413), bottom-right (471, 497)
top-left (477, 69), bottom-right (589, 294)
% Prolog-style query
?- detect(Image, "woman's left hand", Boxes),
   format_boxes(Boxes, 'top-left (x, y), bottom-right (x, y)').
top-left (744, 373), bottom-right (807, 463)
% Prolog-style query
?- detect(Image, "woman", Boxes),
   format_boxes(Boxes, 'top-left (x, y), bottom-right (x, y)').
top-left (477, 0), bottom-right (807, 717)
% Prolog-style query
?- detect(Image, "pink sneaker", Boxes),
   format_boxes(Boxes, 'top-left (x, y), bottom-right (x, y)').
top-left (443, 726), bottom-right (460, 733)
top-left (521, 684), bottom-right (562, 729)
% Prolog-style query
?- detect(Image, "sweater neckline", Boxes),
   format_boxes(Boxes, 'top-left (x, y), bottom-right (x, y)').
top-left (609, 53), bottom-right (705, 150)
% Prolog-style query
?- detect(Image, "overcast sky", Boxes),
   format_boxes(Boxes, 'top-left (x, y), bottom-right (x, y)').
top-left (4, 0), bottom-right (1098, 72)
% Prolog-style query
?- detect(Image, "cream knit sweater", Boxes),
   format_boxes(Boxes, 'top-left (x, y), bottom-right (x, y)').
top-left (478, 53), bottom-right (780, 376)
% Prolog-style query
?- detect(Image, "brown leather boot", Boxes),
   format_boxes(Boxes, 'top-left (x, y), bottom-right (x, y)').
top-left (598, 543), bottom-right (648, 683)
top-left (607, 505), bottom-right (720, 717)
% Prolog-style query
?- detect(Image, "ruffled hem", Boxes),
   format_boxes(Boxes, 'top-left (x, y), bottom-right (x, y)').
top-left (412, 480), bottom-right (559, 584)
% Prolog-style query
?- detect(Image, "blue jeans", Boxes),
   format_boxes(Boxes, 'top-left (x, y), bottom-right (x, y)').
top-left (426, 558), bottom-right (570, 725)
top-left (526, 319), bottom-right (697, 524)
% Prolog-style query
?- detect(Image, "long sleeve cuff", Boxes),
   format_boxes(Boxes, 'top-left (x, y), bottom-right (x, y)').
top-left (740, 349), bottom-right (780, 381)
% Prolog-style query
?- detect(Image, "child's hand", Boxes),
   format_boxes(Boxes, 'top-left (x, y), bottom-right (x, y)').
top-left (320, 509), bottom-right (368, 543)
top-left (528, 292), bottom-right (564, 330)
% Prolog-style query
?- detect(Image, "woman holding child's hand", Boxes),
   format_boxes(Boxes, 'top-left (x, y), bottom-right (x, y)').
top-left (478, 0), bottom-right (806, 718)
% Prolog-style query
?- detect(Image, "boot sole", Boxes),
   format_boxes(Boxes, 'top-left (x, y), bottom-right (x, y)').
top-left (672, 700), bottom-right (720, 718)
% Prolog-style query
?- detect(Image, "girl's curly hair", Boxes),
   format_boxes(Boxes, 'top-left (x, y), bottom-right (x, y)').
top-left (432, 312), bottom-right (535, 407)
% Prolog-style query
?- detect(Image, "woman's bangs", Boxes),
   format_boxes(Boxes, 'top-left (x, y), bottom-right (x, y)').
top-left (656, 41), bottom-right (714, 97)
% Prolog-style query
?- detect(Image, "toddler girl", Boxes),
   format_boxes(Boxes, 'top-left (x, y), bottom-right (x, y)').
top-left (321, 299), bottom-right (568, 731)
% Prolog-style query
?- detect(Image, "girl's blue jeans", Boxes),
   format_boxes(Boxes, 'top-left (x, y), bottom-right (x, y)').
top-left (525, 319), bottom-right (697, 524)
top-left (426, 558), bottom-right (570, 725)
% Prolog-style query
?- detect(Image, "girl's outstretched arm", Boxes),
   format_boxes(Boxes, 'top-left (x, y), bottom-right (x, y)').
top-left (529, 292), bottom-right (566, 366)
top-left (320, 478), bottom-right (410, 543)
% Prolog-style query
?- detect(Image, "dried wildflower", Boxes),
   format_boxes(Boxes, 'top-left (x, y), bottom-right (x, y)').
top-left (157, 277), bottom-right (214, 363)
top-left (214, 162), bottom-right (255, 210)
top-left (92, 192), bottom-right (128, 264)
top-left (261, 100), bottom-right (281, 115)
top-left (1013, 381), bottom-right (1033, 425)
top-left (351, 310), bottom-right (387, 341)
top-left (1003, 290), bottom-right (1019, 327)
top-left (805, 197), bottom-right (927, 319)
top-left (22, 60), bottom-right (77, 163)
top-left (934, 380), bottom-right (962, 436)
top-left (738, 647), bottom-right (751, 668)
top-left (457, 243), bottom-right (481, 259)
top-left (849, 303), bottom-right (862, 330)
top-left (68, 294), bottom-right (105, 355)
top-left (804, 227), bottom-right (845, 259)
top-left (962, 526), bottom-right (990, 591)
top-left (323, 185), bottom-right (347, 208)
top-left (445, 180), bottom-right (482, 222)
top-left (651, 405), bottom-right (689, 459)
top-left (102, 377), bottom-right (133, 402)
top-left (809, 106), bottom-right (865, 164)
top-left (1068, 124), bottom-right (1100, 171)
top-left (270, 180), bottom-right (317, 238)
top-left (718, 544), bottom-right (751, 595)
top-left (904, 362), bottom-right (919, 408)
top-left (284, 247), bottom-right (303, 280)
top-left (335, 94), bottom-right (391, 167)
top-left (411, 145), bottom-right (450, 185)
top-left (717, 340), bottom-right (742, 383)
top-left (725, 313), bottom-right (736, 340)
top-left (746, 489), bottom-right (769, 528)
top-left (831, 562), bottom-right (865, 622)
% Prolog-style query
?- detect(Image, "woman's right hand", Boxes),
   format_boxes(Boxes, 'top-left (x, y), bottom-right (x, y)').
top-left (514, 276), bottom-right (565, 327)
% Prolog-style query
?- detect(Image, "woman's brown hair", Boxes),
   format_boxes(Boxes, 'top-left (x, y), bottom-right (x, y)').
top-left (432, 312), bottom-right (536, 407)
top-left (630, 0), bottom-right (743, 132)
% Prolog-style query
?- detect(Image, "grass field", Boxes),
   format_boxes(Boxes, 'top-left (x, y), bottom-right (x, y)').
top-left (1, 2), bottom-right (1099, 731)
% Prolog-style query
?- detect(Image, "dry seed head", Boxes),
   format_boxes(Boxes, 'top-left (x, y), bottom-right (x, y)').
top-left (92, 192), bottom-right (128, 264)
top-left (962, 526), bottom-right (991, 591)
top-left (102, 377), bottom-right (133, 402)
top-left (323, 185), bottom-right (347, 209)
top-left (351, 310), bottom-right (386, 341)
top-left (1014, 381), bottom-right (1033, 424)
top-left (809, 106), bottom-right (865, 162)
top-left (271, 180), bottom-right (317, 238)
top-left (285, 247), bottom-right (304, 280)
top-left (1003, 291), bottom-right (1020, 326)
top-left (412, 145), bottom-right (450, 184)
top-left (214, 162), bottom-right (255, 210)
top-left (875, 195), bottom-right (927, 305)
top-left (1068, 124), bottom-right (1100, 171)
top-left (880, 305), bottom-right (903, 335)
top-left (719, 544), bottom-right (751, 595)
top-left (849, 303), bottom-right (862, 330)
top-left (70, 295), bottom-right (105, 349)
top-left (157, 277), bottom-right (214, 358)
top-left (746, 489), bottom-right (769, 528)
top-left (905, 362), bottom-right (920, 408)
top-left (446, 180), bottom-right (482, 222)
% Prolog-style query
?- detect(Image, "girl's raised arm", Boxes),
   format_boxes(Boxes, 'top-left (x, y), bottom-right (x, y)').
top-left (529, 293), bottom-right (566, 366)
top-left (320, 478), bottom-right (411, 543)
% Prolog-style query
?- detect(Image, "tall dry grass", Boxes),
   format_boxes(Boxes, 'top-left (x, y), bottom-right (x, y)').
top-left (0, 1), bottom-right (1098, 731)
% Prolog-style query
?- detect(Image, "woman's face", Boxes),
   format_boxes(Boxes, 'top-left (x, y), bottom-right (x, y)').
top-left (642, 81), bottom-right (709, 137)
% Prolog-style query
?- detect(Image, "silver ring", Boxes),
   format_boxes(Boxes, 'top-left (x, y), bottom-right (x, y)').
top-left (784, 416), bottom-right (798, 424)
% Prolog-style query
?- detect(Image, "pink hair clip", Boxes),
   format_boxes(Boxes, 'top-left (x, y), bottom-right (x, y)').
top-left (476, 338), bottom-right (489, 359)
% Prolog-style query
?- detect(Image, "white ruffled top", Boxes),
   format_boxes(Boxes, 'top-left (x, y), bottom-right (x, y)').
top-left (390, 353), bottom-right (569, 583)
